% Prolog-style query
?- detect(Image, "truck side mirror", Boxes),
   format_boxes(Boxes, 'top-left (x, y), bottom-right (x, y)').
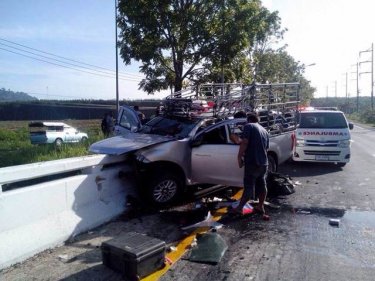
top-left (349, 123), bottom-right (354, 130)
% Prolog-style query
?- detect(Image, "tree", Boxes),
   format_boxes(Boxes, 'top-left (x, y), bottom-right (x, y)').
top-left (117, 0), bottom-right (281, 94)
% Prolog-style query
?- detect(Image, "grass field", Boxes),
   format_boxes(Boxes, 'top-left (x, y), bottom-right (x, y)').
top-left (0, 119), bottom-right (105, 168)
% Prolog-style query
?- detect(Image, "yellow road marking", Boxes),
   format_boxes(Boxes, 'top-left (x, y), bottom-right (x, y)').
top-left (142, 189), bottom-right (243, 281)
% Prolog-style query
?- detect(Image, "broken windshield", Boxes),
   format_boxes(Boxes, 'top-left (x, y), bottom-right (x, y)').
top-left (299, 112), bottom-right (348, 129)
top-left (139, 116), bottom-right (199, 138)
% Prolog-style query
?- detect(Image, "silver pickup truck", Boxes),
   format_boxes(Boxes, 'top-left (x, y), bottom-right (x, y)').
top-left (90, 104), bottom-right (295, 207)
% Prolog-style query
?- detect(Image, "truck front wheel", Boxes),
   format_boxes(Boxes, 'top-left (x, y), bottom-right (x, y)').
top-left (145, 172), bottom-right (184, 208)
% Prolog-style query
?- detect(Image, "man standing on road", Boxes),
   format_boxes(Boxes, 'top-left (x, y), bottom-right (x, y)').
top-left (231, 112), bottom-right (270, 218)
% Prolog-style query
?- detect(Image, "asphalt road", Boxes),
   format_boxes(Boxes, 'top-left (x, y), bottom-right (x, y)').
top-left (2, 123), bottom-right (375, 281)
top-left (160, 122), bottom-right (375, 281)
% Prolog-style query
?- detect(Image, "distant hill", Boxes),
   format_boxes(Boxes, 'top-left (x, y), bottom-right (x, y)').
top-left (0, 88), bottom-right (38, 102)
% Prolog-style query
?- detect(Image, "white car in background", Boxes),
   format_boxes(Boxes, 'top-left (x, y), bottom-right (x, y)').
top-left (29, 122), bottom-right (88, 146)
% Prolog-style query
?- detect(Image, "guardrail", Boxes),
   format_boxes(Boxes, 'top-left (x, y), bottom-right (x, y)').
top-left (0, 154), bottom-right (134, 270)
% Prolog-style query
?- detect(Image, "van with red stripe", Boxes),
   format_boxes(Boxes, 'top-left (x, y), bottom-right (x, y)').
top-left (292, 108), bottom-right (353, 167)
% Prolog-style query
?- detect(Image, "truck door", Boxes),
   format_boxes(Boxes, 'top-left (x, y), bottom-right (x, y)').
top-left (114, 106), bottom-right (142, 136)
top-left (191, 122), bottom-right (244, 187)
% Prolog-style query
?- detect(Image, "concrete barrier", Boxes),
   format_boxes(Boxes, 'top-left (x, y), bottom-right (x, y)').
top-left (0, 154), bottom-right (135, 270)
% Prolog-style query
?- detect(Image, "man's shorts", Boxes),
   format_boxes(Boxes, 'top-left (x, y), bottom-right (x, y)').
top-left (243, 165), bottom-right (268, 199)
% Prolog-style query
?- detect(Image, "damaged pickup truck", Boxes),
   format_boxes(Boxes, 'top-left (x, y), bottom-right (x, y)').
top-left (89, 83), bottom-right (299, 207)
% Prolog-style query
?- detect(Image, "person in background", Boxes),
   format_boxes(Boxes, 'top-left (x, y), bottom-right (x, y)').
top-left (105, 111), bottom-right (114, 137)
top-left (134, 105), bottom-right (146, 122)
top-left (231, 112), bottom-right (270, 219)
top-left (101, 113), bottom-right (108, 136)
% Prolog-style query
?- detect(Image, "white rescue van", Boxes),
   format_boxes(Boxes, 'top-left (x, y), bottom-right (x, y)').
top-left (293, 109), bottom-right (354, 167)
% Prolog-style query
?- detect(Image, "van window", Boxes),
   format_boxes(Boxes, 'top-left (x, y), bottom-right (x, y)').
top-left (299, 112), bottom-right (348, 129)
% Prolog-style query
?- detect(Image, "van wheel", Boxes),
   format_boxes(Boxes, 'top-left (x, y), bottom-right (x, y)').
top-left (81, 136), bottom-right (88, 143)
top-left (268, 154), bottom-right (277, 173)
top-left (55, 138), bottom-right (63, 147)
top-left (145, 172), bottom-right (183, 208)
top-left (337, 162), bottom-right (346, 167)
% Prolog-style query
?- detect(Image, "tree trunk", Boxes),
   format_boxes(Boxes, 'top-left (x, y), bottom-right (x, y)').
top-left (174, 79), bottom-right (183, 92)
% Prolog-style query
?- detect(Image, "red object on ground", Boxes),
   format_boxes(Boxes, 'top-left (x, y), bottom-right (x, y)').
top-left (242, 204), bottom-right (254, 215)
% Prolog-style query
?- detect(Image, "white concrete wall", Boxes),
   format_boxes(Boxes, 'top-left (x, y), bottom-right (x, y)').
top-left (0, 154), bottom-right (135, 270)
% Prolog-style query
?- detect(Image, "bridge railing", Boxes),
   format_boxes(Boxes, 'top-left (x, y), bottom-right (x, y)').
top-left (0, 154), bottom-right (134, 270)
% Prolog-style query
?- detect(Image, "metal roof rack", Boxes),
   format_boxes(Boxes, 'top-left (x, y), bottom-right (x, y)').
top-left (162, 82), bottom-right (300, 131)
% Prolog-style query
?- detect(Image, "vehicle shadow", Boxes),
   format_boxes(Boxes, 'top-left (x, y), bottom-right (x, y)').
top-left (278, 161), bottom-right (344, 177)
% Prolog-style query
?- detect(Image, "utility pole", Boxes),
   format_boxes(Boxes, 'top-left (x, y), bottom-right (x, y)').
top-left (115, 0), bottom-right (120, 118)
top-left (359, 43), bottom-right (374, 110)
top-left (335, 80), bottom-right (337, 98)
top-left (346, 72), bottom-right (348, 102)
top-left (341, 72), bottom-right (349, 113)
top-left (334, 80), bottom-right (338, 108)
top-left (351, 63), bottom-right (359, 112)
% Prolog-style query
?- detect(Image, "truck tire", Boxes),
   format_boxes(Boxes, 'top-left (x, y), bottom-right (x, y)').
top-left (145, 172), bottom-right (183, 208)
top-left (55, 138), bottom-right (63, 147)
top-left (267, 154), bottom-right (277, 173)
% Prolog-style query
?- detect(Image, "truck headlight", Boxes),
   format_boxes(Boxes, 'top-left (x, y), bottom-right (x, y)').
top-left (338, 139), bottom-right (351, 148)
top-left (296, 139), bottom-right (305, 147)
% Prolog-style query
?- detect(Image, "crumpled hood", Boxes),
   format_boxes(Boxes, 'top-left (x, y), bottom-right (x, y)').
top-left (89, 133), bottom-right (174, 155)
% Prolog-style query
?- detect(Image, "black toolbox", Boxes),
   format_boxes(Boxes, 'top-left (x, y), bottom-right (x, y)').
top-left (101, 232), bottom-right (166, 280)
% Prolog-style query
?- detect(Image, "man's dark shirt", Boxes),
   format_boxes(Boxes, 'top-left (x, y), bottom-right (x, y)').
top-left (242, 123), bottom-right (270, 167)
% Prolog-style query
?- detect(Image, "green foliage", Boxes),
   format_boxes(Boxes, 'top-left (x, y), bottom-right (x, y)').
top-left (117, 0), bottom-right (281, 93)
top-left (360, 110), bottom-right (375, 123)
top-left (0, 121), bottom-right (104, 168)
top-left (0, 88), bottom-right (37, 102)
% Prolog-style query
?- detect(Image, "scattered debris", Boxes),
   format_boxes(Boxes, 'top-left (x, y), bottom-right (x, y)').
top-left (58, 254), bottom-right (77, 263)
top-left (165, 256), bottom-right (173, 265)
top-left (101, 232), bottom-right (166, 280)
top-left (329, 219), bottom-right (340, 227)
top-left (294, 181), bottom-right (302, 185)
top-left (58, 254), bottom-right (69, 261)
top-left (180, 211), bottom-right (223, 231)
top-left (188, 232), bottom-right (228, 264)
top-left (168, 246), bottom-right (177, 252)
top-left (296, 210), bottom-right (311, 215)
top-left (231, 201), bottom-right (254, 215)
top-left (267, 172), bottom-right (296, 197)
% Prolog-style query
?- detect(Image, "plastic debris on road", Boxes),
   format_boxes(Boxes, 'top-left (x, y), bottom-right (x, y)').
top-left (180, 211), bottom-right (223, 231)
top-left (329, 219), bottom-right (340, 227)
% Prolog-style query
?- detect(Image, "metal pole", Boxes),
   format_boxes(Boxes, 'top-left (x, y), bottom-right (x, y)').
top-left (371, 43), bottom-right (374, 110)
top-left (346, 72), bottom-right (348, 103)
top-left (115, 0), bottom-right (119, 118)
top-left (335, 80), bottom-right (337, 98)
top-left (356, 63), bottom-right (359, 112)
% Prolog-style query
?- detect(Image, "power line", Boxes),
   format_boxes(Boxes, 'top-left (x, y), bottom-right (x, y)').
top-left (0, 41), bottom-right (140, 81)
top-left (0, 37), bottom-right (144, 79)
top-left (0, 46), bottom-right (141, 82)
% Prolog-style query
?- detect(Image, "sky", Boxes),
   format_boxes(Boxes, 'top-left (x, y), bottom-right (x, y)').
top-left (0, 0), bottom-right (374, 100)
